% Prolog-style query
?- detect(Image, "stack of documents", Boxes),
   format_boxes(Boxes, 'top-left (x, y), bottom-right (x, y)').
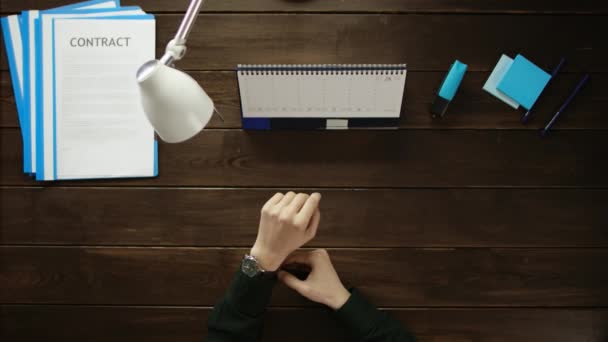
top-left (1, 0), bottom-right (158, 181)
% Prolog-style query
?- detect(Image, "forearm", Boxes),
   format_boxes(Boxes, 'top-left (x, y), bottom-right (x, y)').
top-left (334, 289), bottom-right (415, 342)
top-left (207, 268), bottom-right (276, 342)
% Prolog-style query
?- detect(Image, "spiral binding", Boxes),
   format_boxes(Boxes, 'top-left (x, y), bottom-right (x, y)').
top-left (237, 64), bottom-right (407, 76)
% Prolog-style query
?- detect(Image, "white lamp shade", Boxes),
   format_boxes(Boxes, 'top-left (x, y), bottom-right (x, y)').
top-left (137, 60), bottom-right (214, 143)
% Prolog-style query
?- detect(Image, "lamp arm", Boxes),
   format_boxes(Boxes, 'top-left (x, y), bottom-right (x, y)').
top-left (160, 0), bottom-right (206, 65)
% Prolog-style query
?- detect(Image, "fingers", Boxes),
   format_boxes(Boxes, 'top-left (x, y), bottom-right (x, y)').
top-left (283, 252), bottom-right (313, 266)
top-left (286, 193), bottom-right (309, 215)
top-left (295, 193), bottom-right (321, 227)
top-left (278, 271), bottom-right (308, 294)
top-left (306, 209), bottom-right (321, 237)
top-left (312, 248), bottom-right (330, 261)
top-left (275, 191), bottom-right (296, 210)
top-left (262, 193), bottom-right (284, 212)
top-left (283, 248), bottom-right (329, 267)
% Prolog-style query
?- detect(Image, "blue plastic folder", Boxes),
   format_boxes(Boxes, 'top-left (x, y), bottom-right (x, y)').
top-left (1, 15), bottom-right (28, 172)
top-left (497, 54), bottom-right (551, 110)
top-left (35, 6), bottom-right (145, 180)
top-left (1, 0), bottom-right (159, 181)
top-left (0, 0), bottom-right (121, 174)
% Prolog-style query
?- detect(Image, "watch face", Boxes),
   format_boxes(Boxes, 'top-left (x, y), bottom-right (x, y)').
top-left (242, 257), bottom-right (259, 278)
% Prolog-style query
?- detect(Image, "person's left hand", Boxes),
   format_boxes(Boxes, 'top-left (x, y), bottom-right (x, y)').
top-left (250, 192), bottom-right (322, 271)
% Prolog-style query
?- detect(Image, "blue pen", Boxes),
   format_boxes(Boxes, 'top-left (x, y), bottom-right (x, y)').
top-left (522, 57), bottom-right (566, 124)
top-left (541, 74), bottom-right (590, 136)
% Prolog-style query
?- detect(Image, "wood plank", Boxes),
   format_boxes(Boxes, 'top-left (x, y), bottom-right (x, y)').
top-left (2, 14), bottom-right (606, 72)
top-left (2, 188), bottom-right (607, 247)
top-left (0, 32), bottom-right (5, 74)
top-left (2, 129), bottom-right (607, 187)
top-left (0, 71), bottom-right (20, 128)
top-left (2, 306), bottom-right (606, 342)
top-left (3, 71), bottom-right (606, 130)
top-left (2, 247), bottom-right (607, 306)
top-left (2, 0), bottom-right (607, 14)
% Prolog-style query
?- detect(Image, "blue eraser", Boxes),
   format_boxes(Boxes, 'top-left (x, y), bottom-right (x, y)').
top-left (497, 54), bottom-right (551, 110)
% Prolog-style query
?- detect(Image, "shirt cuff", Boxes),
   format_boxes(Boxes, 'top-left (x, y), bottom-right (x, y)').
top-left (334, 289), bottom-right (380, 336)
top-left (226, 268), bottom-right (277, 317)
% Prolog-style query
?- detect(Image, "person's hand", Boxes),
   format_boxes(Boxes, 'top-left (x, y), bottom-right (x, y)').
top-left (278, 249), bottom-right (351, 310)
top-left (250, 192), bottom-right (322, 271)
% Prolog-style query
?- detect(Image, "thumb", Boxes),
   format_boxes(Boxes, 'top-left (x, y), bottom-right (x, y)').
top-left (279, 270), bottom-right (308, 294)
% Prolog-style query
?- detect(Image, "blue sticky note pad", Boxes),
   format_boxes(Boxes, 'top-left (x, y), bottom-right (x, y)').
top-left (483, 55), bottom-right (520, 109)
top-left (497, 54), bottom-right (551, 110)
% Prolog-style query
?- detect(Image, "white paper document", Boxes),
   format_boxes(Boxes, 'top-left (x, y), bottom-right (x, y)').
top-left (40, 15), bottom-right (156, 180)
top-left (22, 0), bottom-right (120, 172)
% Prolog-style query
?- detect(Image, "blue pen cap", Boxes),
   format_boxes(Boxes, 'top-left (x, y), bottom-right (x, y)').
top-left (439, 60), bottom-right (468, 100)
top-left (431, 60), bottom-right (468, 118)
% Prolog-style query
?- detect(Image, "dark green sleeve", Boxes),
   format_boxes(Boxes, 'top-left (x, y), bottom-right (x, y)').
top-left (334, 289), bottom-right (416, 342)
top-left (207, 269), bottom-right (276, 342)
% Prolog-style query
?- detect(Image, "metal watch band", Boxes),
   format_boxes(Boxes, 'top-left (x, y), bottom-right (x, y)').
top-left (241, 254), bottom-right (277, 279)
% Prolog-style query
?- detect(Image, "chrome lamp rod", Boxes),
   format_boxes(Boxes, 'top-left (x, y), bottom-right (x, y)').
top-left (160, 0), bottom-right (206, 65)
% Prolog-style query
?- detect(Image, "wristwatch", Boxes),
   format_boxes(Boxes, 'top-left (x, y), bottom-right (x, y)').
top-left (241, 254), bottom-right (277, 279)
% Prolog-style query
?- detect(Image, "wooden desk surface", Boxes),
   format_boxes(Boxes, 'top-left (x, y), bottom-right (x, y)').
top-left (1, 1), bottom-right (607, 341)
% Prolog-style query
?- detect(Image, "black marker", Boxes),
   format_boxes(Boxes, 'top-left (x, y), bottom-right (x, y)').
top-left (541, 74), bottom-right (590, 137)
top-left (522, 57), bottom-right (566, 124)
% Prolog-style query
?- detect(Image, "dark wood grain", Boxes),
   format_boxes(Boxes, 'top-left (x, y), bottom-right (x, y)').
top-left (0, 33), bottom-right (5, 76)
top-left (2, 128), bottom-right (607, 187)
top-left (1, 0), bottom-right (607, 14)
top-left (2, 71), bottom-right (605, 130)
top-left (1, 0), bottom-right (607, 340)
top-left (2, 305), bottom-right (607, 342)
top-left (2, 14), bottom-right (606, 72)
top-left (2, 247), bottom-right (607, 306)
top-left (2, 188), bottom-right (607, 247)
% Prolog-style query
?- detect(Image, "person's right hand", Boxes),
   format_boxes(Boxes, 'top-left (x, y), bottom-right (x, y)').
top-left (279, 249), bottom-right (351, 310)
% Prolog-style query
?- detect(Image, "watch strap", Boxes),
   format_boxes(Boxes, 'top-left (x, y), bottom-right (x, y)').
top-left (242, 254), bottom-right (278, 279)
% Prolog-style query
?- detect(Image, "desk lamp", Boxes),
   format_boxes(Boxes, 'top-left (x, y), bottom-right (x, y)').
top-left (136, 0), bottom-right (220, 143)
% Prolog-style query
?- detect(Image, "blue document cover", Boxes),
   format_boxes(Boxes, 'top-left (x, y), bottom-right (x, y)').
top-left (2, 15), bottom-right (30, 173)
top-left (2, 0), bottom-right (159, 181)
top-left (2, 0), bottom-right (122, 175)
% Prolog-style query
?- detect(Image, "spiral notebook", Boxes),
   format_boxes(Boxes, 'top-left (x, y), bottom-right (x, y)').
top-left (237, 64), bottom-right (407, 130)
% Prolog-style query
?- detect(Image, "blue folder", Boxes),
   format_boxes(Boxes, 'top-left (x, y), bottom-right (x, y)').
top-left (1, 0), bottom-right (122, 174)
top-left (2, 0), bottom-right (159, 181)
top-left (1, 16), bottom-right (29, 172)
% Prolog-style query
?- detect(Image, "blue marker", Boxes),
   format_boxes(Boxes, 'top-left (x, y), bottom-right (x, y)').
top-left (431, 60), bottom-right (468, 118)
